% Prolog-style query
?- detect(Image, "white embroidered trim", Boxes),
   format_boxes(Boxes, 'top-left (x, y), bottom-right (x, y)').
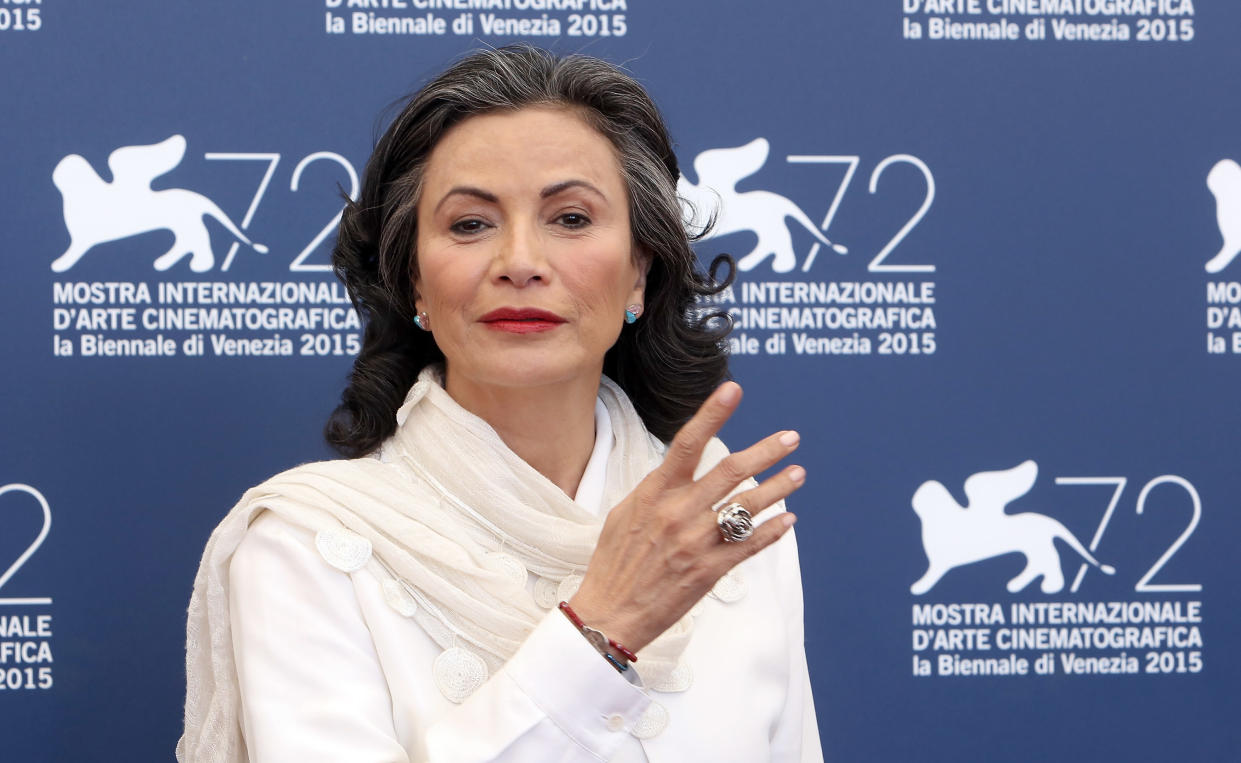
top-left (532, 576), bottom-right (561, 610)
top-left (630, 700), bottom-right (669, 739)
top-left (313, 527), bottom-right (372, 572)
top-left (382, 579), bottom-right (417, 617)
top-left (433, 647), bottom-right (488, 704)
top-left (649, 660), bottom-right (693, 693)
top-left (556, 573), bottom-right (584, 602)
top-left (710, 569), bottom-right (747, 603)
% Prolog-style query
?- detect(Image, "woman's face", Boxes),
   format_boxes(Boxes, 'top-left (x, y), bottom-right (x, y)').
top-left (414, 106), bottom-right (647, 397)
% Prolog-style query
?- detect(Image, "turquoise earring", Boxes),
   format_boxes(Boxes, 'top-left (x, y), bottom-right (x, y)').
top-left (625, 304), bottom-right (642, 324)
top-left (414, 312), bottom-right (429, 331)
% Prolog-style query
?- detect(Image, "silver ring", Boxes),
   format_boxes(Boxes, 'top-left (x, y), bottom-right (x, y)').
top-left (716, 502), bottom-right (754, 543)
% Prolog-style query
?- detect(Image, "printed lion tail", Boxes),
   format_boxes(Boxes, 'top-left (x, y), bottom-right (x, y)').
top-left (786, 203), bottom-right (848, 255)
top-left (1055, 522), bottom-right (1115, 575)
top-left (202, 199), bottom-right (268, 254)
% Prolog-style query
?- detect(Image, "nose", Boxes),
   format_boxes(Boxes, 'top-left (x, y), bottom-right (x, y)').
top-left (494, 222), bottom-right (546, 287)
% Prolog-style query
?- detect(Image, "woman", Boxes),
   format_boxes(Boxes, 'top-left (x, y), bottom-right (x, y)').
top-left (180, 45), bottom-right (821, 762)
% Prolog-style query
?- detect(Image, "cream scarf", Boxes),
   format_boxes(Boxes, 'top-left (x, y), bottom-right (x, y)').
top-left (178, 368), bottom-right (722, 763)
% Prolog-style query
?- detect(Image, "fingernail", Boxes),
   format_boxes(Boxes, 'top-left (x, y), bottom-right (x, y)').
top-left (717, 382), bottom-right (741, 405)
top-left (783, 514), bottom-right (797, 528)
top-left (788, 465), bottom-right (806, 484)
top-left (779, 430), bottom-right (800, 448)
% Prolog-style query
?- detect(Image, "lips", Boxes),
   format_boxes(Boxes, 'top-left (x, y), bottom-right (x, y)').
top-left (479, 307), bottom-right (566, 334)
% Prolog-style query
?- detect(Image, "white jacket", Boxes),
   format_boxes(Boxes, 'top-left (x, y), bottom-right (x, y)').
top-left (227, 402), bottom-right (822, 762)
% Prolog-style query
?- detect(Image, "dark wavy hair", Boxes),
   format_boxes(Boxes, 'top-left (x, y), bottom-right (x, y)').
top-left (326, 45), bottom-right (733, 457)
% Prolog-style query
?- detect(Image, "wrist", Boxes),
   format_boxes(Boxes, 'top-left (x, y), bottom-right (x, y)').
top-left (558, 601), bottom-right (638, 672)
top-left (565, 594), bottom-right (638, 649)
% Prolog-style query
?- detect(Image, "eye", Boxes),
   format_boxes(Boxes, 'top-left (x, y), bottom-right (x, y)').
top-left (557, 212), bottom-right (591, 229)
top-left (450, 218), bottom-right (490, 235)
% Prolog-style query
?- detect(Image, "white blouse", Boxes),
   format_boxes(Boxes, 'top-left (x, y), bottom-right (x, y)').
top-left (229, 401), bottom-right (822, 762)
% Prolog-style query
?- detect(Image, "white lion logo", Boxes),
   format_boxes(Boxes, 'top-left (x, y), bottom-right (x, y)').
top-left (678, 138), bottom-right (847, 273)
top-left (910, 460), bottom-right (1115, 595)
top-left (50, 135), bottom-right (267, 273)
top-left (1205, 158), bottom-right (1241, 274)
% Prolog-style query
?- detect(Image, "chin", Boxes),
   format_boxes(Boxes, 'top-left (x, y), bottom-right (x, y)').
top-left (452, 356), bottom-right (601, 393)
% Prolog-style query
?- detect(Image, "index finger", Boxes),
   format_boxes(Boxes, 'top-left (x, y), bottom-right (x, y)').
top-left (659, 381), bottom-right (742, 483)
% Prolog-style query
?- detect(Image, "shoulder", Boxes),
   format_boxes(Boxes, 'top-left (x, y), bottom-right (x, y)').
top-left (218, 455), bottom-right (397, 581)
top-left (228, 505), bottom-right (379, 616)
top-left (236, 509), bottom-right (314, 549)
top-left (230, 511), bottom-right (318, 580)
top-left (227, 453), bottom-right (410, 524)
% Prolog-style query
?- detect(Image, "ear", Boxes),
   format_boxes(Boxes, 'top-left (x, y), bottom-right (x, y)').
top-left (410, 267), bottom-right (424, 315)
top-left (629, 247), bottom-right (651, 304)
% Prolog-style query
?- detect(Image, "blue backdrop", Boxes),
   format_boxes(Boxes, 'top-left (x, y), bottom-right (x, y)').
top-left (2, 1), bottom-right (1237, 760)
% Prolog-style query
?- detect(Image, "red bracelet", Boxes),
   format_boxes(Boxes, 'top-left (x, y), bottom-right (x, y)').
top-left (558, 601), bottom-right (638, 663)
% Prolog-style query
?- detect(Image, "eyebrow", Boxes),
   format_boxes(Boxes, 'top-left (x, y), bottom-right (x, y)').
top-left (434, 186), bottom-right (498, 214)
top-left (432, 179), bottom-right (608, 214)
top-left (540, 179), bottom-right (607, 201)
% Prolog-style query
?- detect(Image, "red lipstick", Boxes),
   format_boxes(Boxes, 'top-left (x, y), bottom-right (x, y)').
top-left (479, 307), bottom-right (566, 334)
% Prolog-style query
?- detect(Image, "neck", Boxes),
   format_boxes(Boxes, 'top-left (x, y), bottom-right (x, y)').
top-left (443, 370), bottom-right (600, 498)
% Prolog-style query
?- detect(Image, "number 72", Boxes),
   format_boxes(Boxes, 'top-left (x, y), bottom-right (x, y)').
top-left (1053, 475), bottom-right (1202, 593)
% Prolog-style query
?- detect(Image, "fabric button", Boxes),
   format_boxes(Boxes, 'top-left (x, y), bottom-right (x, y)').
top-left (630, 701), bottom-right (668, 739)
top-left (433, 647), bottom-right (487, 704)
top-left (556, 573), bottom-right (584, 602)
top-left (605, 713), bottom-right (626, 732)
top-left (649, 659), bottom-right (692, 693)
top-left (709, 568), bottom-right (747, 603)
top-left (532, 576), bottom-right (560, 609)
top-left (381, 579), bottom-right (417, 617)
top-left (314, 527), bottom-right (372, 572)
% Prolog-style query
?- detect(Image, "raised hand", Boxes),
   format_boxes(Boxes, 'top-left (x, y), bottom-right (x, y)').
top-left (568, 382), bottom-right (805, 654)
